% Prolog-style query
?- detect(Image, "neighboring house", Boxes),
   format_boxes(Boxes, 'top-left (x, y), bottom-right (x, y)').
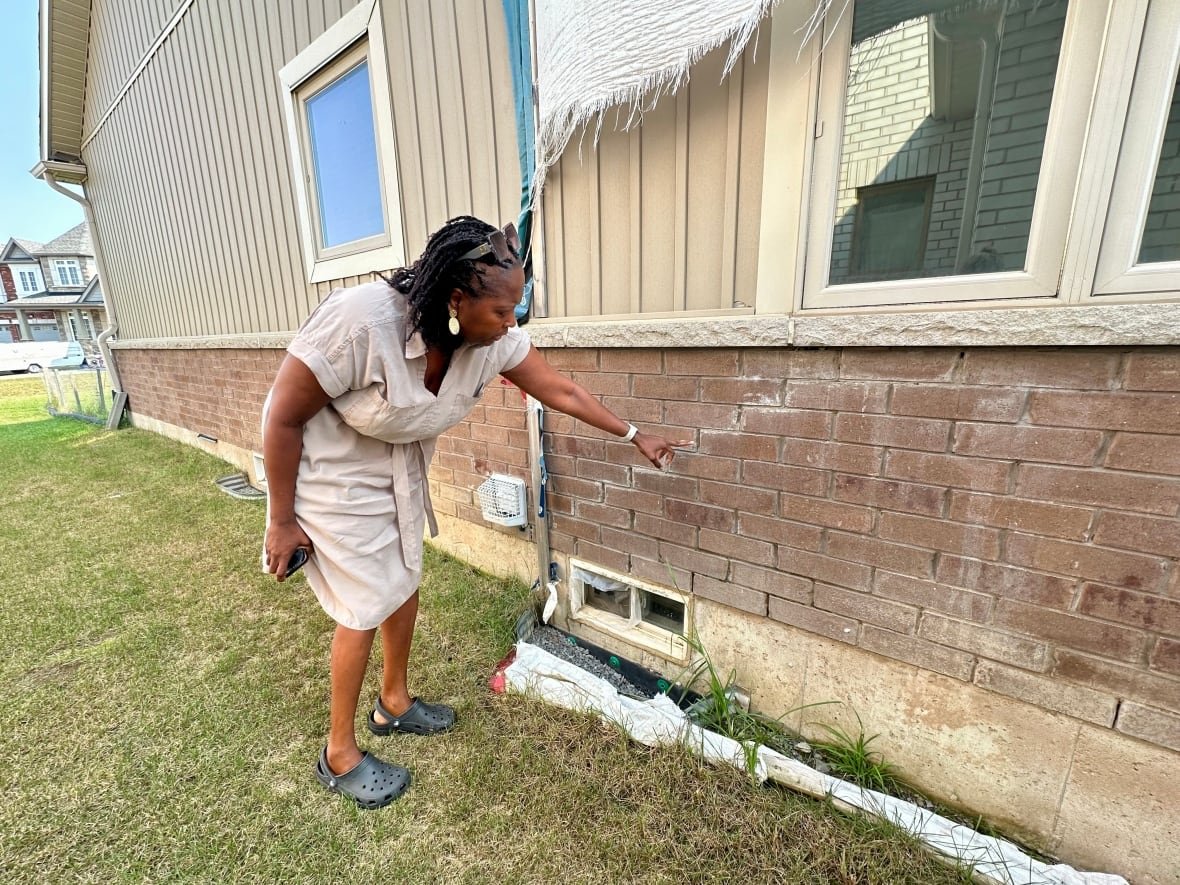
top-left (0, 223), bottom-right (106, 345)
top-left (36, 1), bottom-right (1180, 880)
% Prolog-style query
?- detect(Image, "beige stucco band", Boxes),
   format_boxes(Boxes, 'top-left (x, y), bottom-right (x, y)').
top-left (110, 301), bottom-right (1180, 351)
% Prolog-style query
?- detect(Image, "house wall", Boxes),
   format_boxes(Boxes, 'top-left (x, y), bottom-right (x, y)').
top-left (540, 40), bottom-right (768, 318)
top-left (82, 0), bottom-right (521, 342)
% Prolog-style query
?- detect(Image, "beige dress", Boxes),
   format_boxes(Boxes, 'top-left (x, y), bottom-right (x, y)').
top-left (264, 281), bottom-right (531, 629)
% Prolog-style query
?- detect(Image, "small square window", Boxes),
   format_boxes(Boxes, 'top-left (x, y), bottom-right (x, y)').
top-left (569, 560), bottom-right (691, 662)
top-left (279, 0), bottom-right (405, 284)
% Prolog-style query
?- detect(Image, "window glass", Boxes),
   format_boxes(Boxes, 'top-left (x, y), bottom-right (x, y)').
top-left (829, 0), bottom-right (1069, 285)
top-left (305, 60), bottom-right (384, 250)
top-left (1139, 67), bottom-right (1180, 264)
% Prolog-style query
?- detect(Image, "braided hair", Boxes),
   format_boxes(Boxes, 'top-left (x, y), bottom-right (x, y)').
top-left (386, 216), bottom-right (518, 351)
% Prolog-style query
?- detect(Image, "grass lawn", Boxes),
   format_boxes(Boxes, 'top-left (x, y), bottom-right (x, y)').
top-left (0, 376), bottom-right (967, 884)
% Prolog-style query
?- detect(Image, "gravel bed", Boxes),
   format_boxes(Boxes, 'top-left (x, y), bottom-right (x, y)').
top-left (526, 625), bottom-right (649, 698)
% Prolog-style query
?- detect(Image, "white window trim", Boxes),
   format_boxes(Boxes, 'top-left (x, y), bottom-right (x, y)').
top-left (1090, 0), bottom-right (1180, 299)
top-left (278, 0), bottom-right (405, 284)
top-left (52, 259), bottom-right (82, 287)
top-left (567, 559), bottom-right (691, 664)
top-left (801, 1), bottom-right (1109, 310)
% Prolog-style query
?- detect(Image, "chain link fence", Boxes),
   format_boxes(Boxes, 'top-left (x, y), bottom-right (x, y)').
top-left (41, 365), bottom-right (114, 425)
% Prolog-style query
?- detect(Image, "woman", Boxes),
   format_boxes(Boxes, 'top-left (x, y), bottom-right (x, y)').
top-left (263, 216), bottom-right (687, 809)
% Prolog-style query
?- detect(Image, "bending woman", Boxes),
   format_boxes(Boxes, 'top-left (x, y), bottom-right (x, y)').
top-left (262, 216), bottom-right (686, 809)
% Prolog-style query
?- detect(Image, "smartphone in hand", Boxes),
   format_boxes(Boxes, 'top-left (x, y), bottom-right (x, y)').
top-left (284, 546), bottom-right (310, 578)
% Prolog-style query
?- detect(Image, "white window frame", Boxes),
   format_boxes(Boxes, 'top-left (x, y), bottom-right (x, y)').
top-left (17, 267), bottom-right (42, 293)
top-left (567, 559), bottom-right (692, 663)
top-left (52, 259), bottom-right (82, 287)
top-left (1090, 0), bottom-right (1180, 300)
top-left (759, 0), bottom-right (1113, 313)
top-left (278, 0), bottom-right (405, 284)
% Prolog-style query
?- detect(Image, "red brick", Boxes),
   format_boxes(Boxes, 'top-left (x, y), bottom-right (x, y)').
top-left (778, 549), bottom-right (872, 591)
top-left (572, 541), bottom-right (629, 574)
top-left (573, 501), bottom-right (632, 529)
top-left (1124, 351), bottom-right (1180, 391)
top-left (937, 555), bottom-right (1074, 609)
top-left (1052, 650), bottom-right (1180, 709)
top-left (700, 480), bottom-right (776, 514)
top-left (548, 435), bottom-right (606, 460)
top-left (603, 486), bottom-right (663, 515)
top-left (744, 349), bottom-right (839, 379)
top-left (815, 584), bottom-right (918, 633)
top-left (784, 380), bottom-right (889, 413)
top-left (1028, 390), bottom-right (1180, 433)
top-left (552, 514), bottom-right (601, 544)
top-left (879, 512), bottom-right (1002, 560)
top-left (890, 384), bottom-right (1026, 422)
top-left (1077, 584), bottom-right (1180, 634)
top-left (948, 492), bottom-right (1092, 541)
top-left (1115, 702), bottom-right (1180, 752)
top-left (664, 499), bottom-right (736, 532)
top-left (953, 423), bottom-right (1102, 466)
top-left (1006, 533), bottom-right (1168, 592)
top-left (738, 514), bottom-right (824, 551)
top-left (993, 599), bottom-right (1148, 663)
top-left (874, 571), bottom-right (992, 621)
top-left (743, 408), bottom-right (832, 440)
top-left (693, 574), bottom-right (767, 615)
top-left (919, 614), bottom-right (1048, 670)
top-left (576, 459), bottom-right (630, 486)
top-left (962, 349), bottom-right (1121, 389)
top-left (743, 461), bottom-right (829, 497)
top-left (604, 395), bottom-right (662, 423)
top-left (600, 349), bottom-right (661, 374)
top-left (662, 452), bottom-right (740, 483)
top-left (634, 513), bottom-right (699, 545)
top-left (701, 377), bottom-right (783, 405)
top-left (657, 541), bottom-right (729, 579)
top-left (835, 413), bottom-right (951, 453)
top-left (973, 661), bottom-right (1117, 726)
top-left (630, 557), bottom-right (691, 591)
top-left (1015, 464), bottom-right (1180, 515)
top-left (540, 348), bottom-right (598, 371)
top-left (698, 430), bottom-right (779, 461)
top-left (768, 597), bottom-right (858, 643)
top-left (470, 423), bottom-right (510, 445)
top-left (1151, 638), bottom-right (1180, 676)
top-left (782, 439), bottom-right (883, 476)
top-left (695, 526), bottom-right (770, 568)
top-left (666, 349), bottom-right (738, 376)
top-left (600, 526), bottom-right (659, 561)
top-left (550, 475), bottom-right (604, 503)
top-left (841, 349), bottom-right (958, 382)
top-left (632, 470), bottom-right (699, 499)
top-left (1104, 432), bottom-right (1180, 476)
top-left (571, 371), bottom-right (630, 396)
top-left (885, 450), bottom-right (1011, 493)
top-left (860, 626), bottom-right (976, 680)
top-left (632, 375), bottom-right (700, 400)
top-left (780, 493), bottom-right (874, 533)
top-left (730, 562), bottom-right (813, 602)
top-left (833, 474), bottom-right (946, 517)
top-left (827, 533), bottom-right (934, 578)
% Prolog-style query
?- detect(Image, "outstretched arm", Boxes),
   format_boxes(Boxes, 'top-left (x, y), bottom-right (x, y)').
top-left (502, 345), bottom-right (690, 468)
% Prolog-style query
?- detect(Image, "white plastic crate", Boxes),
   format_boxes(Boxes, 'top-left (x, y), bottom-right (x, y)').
top-left (476, 474), bottom-right (528, 527)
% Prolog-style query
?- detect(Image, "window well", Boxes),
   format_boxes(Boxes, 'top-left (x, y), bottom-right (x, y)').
top-left (568, 559), bottom-right (691, 662)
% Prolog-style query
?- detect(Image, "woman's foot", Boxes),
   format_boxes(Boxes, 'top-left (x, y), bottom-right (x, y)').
top-left (368, 695), bottom-right (456, 736)
top-left (315, 748), bottom-right (410, 809)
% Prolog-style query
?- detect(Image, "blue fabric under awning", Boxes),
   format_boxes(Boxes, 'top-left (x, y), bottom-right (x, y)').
top-left (502, 0), bottom-right (536, 322)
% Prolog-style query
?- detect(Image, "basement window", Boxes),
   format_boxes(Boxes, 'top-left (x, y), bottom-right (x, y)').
top-left (569, 559), bottom-right (691, 662)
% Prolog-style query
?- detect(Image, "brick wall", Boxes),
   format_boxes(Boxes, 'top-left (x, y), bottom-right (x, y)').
top-left (118, 344), bottom-right (1180, 753)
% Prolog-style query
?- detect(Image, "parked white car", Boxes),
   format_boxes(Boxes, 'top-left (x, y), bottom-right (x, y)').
top-left (0, 341), bottom-right (86, 374)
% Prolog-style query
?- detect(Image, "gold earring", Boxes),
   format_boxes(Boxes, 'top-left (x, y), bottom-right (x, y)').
top-left (448, 307), bottom-right (461, 336)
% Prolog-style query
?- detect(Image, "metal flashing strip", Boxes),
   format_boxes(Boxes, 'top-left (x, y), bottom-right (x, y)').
top-left (80, 0), bottom-right (198, 151)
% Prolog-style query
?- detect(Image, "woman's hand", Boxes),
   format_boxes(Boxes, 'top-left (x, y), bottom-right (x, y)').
top-left (633, 432), bottom-right (693, 470)
top-left (264, 518), bottom-right (313, 582)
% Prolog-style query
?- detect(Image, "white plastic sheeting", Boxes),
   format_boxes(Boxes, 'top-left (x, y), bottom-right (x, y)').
top-left (502, 641), bottom-right (1128, 885)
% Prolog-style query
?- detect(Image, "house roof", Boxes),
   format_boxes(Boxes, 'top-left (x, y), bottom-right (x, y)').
top-left (3, 286), bottom-right (100, 309)
top-left (40, 222), bottom-right (92, 256)
top-left (40, 0), bottom-right (93, 167)
top-left (0, 239), bottom-right (45, 262)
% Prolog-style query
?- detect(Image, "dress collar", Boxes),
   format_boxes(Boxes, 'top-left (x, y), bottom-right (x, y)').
top-left (404, 328), bottom-right (427, 360)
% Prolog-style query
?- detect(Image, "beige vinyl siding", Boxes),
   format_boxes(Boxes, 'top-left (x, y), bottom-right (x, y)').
top-left (46, 0), bottom-right (91, 162)
top-left (541, 40), bottom-right (768, 319)
top-left (81, 0), bottom-right (520, 341)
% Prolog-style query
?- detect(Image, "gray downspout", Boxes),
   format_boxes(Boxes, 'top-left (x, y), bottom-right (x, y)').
top-left (38, 172), bottom-right (123, 394)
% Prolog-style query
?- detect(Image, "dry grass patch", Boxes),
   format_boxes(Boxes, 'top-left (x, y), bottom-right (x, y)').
top-left (0, 378), bottom-right (966, 884)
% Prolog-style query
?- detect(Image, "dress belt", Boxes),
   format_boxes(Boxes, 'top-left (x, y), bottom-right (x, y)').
top-left (390, 440), bottom-right (438, 571)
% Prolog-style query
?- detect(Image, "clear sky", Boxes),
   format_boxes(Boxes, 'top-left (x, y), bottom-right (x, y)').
top-left (0, 1), bottom-right (85, 246)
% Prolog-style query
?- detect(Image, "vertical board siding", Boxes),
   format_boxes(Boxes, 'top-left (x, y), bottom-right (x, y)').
top-left (541, 40), bottom-right (769, 318)
top-left (82, 0), bottom-right (520, 340)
